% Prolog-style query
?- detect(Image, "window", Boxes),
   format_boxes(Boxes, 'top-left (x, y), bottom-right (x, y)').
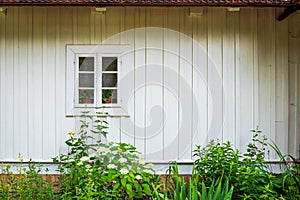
top-left (66, 45), bottom-right (130, 116)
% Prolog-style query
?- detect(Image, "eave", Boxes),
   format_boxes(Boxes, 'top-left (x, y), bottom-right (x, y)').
top-left (0, 0), bottom-right (296, 7)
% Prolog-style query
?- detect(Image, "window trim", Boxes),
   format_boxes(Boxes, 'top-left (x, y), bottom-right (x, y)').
top-left (66, 44), bottom-right (130, 116)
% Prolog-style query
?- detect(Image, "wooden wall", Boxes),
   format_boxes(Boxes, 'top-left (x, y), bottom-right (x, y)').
top-left (0, 7), bottom-right (298, 162)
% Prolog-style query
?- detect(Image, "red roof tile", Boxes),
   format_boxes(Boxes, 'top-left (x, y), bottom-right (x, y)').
top-left (0, 0), bottom-right (297, 6)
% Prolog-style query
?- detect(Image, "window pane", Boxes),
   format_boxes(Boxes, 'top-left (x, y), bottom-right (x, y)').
top-left (102, 89), bottom-right (117, 104)
top-left (79, 57), bottom-right (94, 71)
top-left (102, 74), bottom-right (117, 87)
top-left (79, 89), bottom-right (94, 104)
top-left (79, 74), bottom-right (94, 88)
top-left (102, 57), bottom-right (117, 71)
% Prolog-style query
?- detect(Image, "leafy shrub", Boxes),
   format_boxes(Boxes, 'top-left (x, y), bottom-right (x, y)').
top-left (54, 112), bottom-right (158, 199)
top-left (193, 140), bottom-right (240, 186)
top-left (193, 128), bottom-right (280, 199)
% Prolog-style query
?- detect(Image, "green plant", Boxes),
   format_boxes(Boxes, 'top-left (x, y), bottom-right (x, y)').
top-left (193, 140), bottom-right (240, 186)
top-left (200, 178), bottom-right (234, 200)
top-left (54, 111), bottom-right (158, 199)
top-left (235, 129), bottom-right (278, 199)
top-left (102, 89), bottom-right (112, 103)
top-left (0, 154), bottom-right (56, 199)
top-left (164, 162), bottom-right (233, 200)
top-left (193, 128), bottom-right (281, 199)
top-left (269, 141), bottom-right (300, 199)
top-left (79, 90), bottom-right (93, 104)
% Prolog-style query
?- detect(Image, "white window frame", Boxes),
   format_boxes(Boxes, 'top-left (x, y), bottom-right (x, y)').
top-left (66, 44), bottom-right (130, 116)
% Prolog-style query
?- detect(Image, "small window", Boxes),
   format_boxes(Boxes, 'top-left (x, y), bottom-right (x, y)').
top-left (66, 45), bottom-right (130, 116)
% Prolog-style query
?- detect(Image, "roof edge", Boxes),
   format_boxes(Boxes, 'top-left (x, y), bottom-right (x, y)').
top-left (0, 0), bottom-right (295, 7)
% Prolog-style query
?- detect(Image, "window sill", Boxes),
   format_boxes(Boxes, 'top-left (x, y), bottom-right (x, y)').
top-left (66, 106), bottom-right (130, 118)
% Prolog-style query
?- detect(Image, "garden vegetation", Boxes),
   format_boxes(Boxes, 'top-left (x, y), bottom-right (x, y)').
top-left (0, 112), bottom-right (299, 199)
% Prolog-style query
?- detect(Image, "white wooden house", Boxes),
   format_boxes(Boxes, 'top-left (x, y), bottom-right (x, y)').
top-left (0, 0), bottom-right (299, 171)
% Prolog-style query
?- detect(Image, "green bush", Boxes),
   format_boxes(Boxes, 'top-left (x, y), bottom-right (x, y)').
top-left (54, 112), bottom-right (158, 199)
top-left (193, 128), bottom-right (281, 199)
top-left (193, 140), bottom-right (240, 186)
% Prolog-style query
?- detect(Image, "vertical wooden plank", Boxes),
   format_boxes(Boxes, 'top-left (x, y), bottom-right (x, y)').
top-left (4, 7), bottom-right (15, 159)
top-left (29, 7), bottom-right (43, 159)
top-left (90, 8), bottom-right (95, 44)
top-left (18, 7), bottom-right (29, 158)
top-left (54, 7), bottom-right (61, 156)
top-left (57, 7), bottom-right (74, 156)
top-left (296, 12), bottom-right (300, 158)
top-left (41, 7), bottom-right (47, 159)
top-left (257, 8), bottom-right (276, 158)
top-left (101, 8), bottom-right (106, 43)
top-left (252, 8), bottom-right (260, 137)
top-left (77, 7), bottom-right (90, 44)
top-left (237, 8), bottom-right (255, 153)
top-left (120, 7), bottom-right (135, 146)
top-left (234, 9), bottom-right (241, 150)
top-left (179, 8), bottom-right (193, 160)
top-left (222, 10), bottom-right (238, 144)
top-left (12, 7), bottom-right (20, 159)
top-left (0, 7), bottom-right (7, 159)
top-left (207, 8), bottom-right (224, 141)
top-left (163, 7), bottom-right (180, 161)
top-left (288, 12), bottom-right (300, 157)
top-left (274, 8), bottom-right (289, 156)
top-left (294, 11), bottom-right (300, 158)
top-left (269, 9), bottom-right (277, 159)
top-left (134, 7), bottom-right (146, 157)
top-left (93, 9), bottom-right (102, 44)
top-left (103, 7), bottom-right (120, 43)
top-left (72, 7), bottom-right (78, 44)
top-left (145, 7), bottom-right (164, 161)
top-left (192, 8), bottom-right (208, 152)
top-left (42, 8), bottom-right (57, 160)
top-left (27, 7), bottom-right (33, 159)
top-left (223, 11), bottom-right (239, 142)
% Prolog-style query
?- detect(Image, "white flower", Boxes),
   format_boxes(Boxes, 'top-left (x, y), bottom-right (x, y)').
top-left (135, 175), bottom-right (142, 180)
top-left (139, 158), bottom-right (145, 165)
top-left (118, 157), bottom-right (127, 163)
top-left (89, 153), bottom-right (96, 158)
top-left (77, 161), bottom-right (83, 166)
top-left (85, 164), bottom-right (91, 169)
top-left (80, 156), bottom-right (89, 162)
top-left (120, 168), bottom-right (129, 175)
top-left (107, 164), bottom-right (117, 169)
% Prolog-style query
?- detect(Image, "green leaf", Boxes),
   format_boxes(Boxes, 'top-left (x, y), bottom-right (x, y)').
top-left (125, 184), bottom-right (134, 198)
top-left (143, 183), bottom-right (152, 196)
top-left (121, 178), bottom-right (126, 187)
